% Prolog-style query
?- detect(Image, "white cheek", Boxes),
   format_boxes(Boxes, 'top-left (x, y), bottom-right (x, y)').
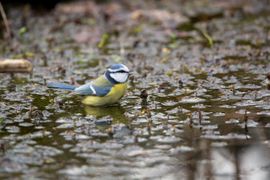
top-left (110, 73), bottom-right (128, 83)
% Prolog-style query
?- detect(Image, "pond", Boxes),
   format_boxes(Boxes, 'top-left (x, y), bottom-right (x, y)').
top-left (0, 0), bottom-right (270, 179)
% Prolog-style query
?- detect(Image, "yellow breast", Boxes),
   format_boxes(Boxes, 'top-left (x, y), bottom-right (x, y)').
top-left (82, 83), bottom-right (127, 106)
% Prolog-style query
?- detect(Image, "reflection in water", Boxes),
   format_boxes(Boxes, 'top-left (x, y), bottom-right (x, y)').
top-left (240, 145), bottom-right (270, 180)
top-left (84, 105), bottom-right (129, 124)
top-left (211, 148), bottom-right (236, 178)
top-left (190, 143), bottom-right (270, 180)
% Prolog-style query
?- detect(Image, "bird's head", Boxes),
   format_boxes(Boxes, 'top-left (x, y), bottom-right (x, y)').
top-left (105, 64), bottom-right (130, 84)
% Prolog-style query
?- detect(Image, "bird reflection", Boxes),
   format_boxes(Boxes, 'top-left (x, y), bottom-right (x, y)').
top-left (84, 105), bottom-right (129, 124)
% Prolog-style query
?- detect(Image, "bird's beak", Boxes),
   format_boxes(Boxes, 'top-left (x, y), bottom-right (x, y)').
top-left (128, 71), bottom-right (133, 76)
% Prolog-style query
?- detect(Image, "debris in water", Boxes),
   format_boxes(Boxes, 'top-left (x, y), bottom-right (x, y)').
top-left (0, 59), bottom-right (33, 73)
top-left (140, 89), bottom-right (148, 99)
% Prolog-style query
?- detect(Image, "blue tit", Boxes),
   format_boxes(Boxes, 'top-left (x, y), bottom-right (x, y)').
top-left (47, 64), bottom-right (130, 106)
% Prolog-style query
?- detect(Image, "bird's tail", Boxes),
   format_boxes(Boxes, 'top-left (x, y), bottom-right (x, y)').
top-left (47, 82), bottom-right (76, 91)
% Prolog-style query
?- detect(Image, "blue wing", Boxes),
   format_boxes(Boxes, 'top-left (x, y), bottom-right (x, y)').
top-left (74, 83), bottom-right (111, 96)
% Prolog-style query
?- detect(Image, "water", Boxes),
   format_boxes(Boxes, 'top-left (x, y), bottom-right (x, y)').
top-left (0, 0), bottom-right (270, 179)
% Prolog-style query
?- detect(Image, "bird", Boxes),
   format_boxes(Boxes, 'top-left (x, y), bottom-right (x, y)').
top-left (47, 64), bottom-right (130, 106)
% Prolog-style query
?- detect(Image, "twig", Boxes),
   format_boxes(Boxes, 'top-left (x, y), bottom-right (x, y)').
top-left (0, 2), bottom-right (11, 38)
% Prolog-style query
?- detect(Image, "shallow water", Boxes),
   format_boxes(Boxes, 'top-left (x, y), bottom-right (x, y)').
top-left (0, 0), bottom-right (270, 179)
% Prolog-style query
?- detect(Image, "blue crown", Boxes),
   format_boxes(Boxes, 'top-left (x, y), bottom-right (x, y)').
top-left (108, 64), bottom-right (129, 73)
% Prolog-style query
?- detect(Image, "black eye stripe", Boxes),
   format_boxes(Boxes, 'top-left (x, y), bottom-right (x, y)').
top-left (111, 70), bottom-right (128, 73)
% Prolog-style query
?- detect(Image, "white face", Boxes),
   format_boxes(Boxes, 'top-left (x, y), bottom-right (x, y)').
top-left (110, 72), bottom-right (129, 83)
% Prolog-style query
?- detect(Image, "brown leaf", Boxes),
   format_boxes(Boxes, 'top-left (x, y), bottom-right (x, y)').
top-left (130, 9), bottom-right (188, 28)
top-left (55, 1), bottom-right (97, 15)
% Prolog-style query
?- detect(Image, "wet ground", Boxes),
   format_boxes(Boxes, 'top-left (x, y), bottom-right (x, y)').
top-left (0, 0), bottom-right (270, 179)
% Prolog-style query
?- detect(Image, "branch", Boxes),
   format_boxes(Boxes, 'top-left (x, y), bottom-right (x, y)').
top-left (0, 2), bottom-right (11, 38)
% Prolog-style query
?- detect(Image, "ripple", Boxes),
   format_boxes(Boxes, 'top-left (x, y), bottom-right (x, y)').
top-left (179, 97), bottom-right (205, 104)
